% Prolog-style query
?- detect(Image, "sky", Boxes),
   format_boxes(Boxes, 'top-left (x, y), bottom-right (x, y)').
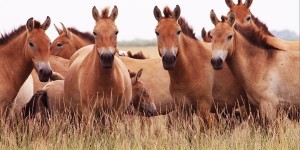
top-left (0, 0), bottom-right (299, 41)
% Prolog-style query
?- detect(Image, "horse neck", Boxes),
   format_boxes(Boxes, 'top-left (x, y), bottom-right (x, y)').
top-left (0, 32), bottom-right (33, 94)
top-left (226, 31), bottom-right (268, 90)
top-left (72, 35), bottom-right (93, 50)
top-left (168, 34), bottom-right (211, 83)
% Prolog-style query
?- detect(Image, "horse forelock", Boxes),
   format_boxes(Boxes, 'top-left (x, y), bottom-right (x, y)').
top-left (221, 16), bottom-right (228, 22)
top-left (250, 13), bottom-right (274, 37)
top-left (68, 27), bottom-right (95, 43)
top-left (163, 6), bottom-right (173, 18)
top-left (101, 7), bottom-right (110, 18)
top-left (0, 25), bottom-right (26, 46)
top-left (234, 24), bottom-right (281, 52)
top-left (33, 20), bottom-right (42, 29)
top-left (178, 17), bottom-right (197, 40)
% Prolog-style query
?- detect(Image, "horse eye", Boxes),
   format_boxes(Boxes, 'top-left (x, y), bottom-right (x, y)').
top-left (176, 30), bottom-right (181, 35)
top-left (246, 16), bottom-right (251, 22)
top-left (155, 31), bottom-right (159, 36)
top-left (28, 42), bottom-right (34, 47)
top-left (93, 31), bottom-right (97, 36)
top-left (227, 35), bottom-right (233, 40)
top-left (57, 42), bottom-right (63, 47)
top-left (115, 31), bottom-right (119, 35)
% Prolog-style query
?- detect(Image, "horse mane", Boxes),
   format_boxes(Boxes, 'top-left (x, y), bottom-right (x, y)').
top-left (127, 51), bottom-right (148, 59)
top-left (178, 17), bottom-right (197, 40)
top-left (234, 24), bottom-right (280, 51)
top-left (68, 27), bottom-right (95, 43)
top-left (0, 26), bottom-right (26, 46)
top-left (250, 12), bottom-right (274, 37)
top-left (163, 6), bottom-right (173, 18)
top-left (0, 20), bottom-right (43, 46)
top-left (101, 7), bottom-right (110, 18)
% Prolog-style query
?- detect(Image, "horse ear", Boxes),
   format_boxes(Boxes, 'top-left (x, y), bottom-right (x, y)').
top-left (41, 16), bottom-right (51, 30)
top-left (210, 10), bottom-right (220, 26)
top-left (201, 27), bottom-right (211, 43)
top-left (26, 17), bottom-right (34, 31)
top-left (92, 6), bottom-right (100, 21)
top-left (60, 22), bottom-right (71, 38)
top-left (225, 0), bottom-right (235, 8)
top-left (54, 24), bottom-right (63, 35)
top-left (128, 70), bottom-right (136, 78)
top-left (136, 69), bottom-right (143, 82)
top-left (153, 6), bottom-right (162, 22)
top-left (173, 5), bottom-right (181, 21)
top-left (227, 10), bottom-right (236, 27)
top-left (110, 5), bottom-right (118, 21)
top-left (244, 0), bottom-right (253, 8)
top-left (201, 28), bottom-right (207, 40)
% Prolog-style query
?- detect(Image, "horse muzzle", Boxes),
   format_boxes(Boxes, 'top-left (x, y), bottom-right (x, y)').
top-left (100, 52), bottom-right (114, 69)
top-left (139, 102), bottom-right (158, 117)
top-left (36, 62), bottom-right (53, 82)
top-left (211, 57), bottom-right (224, 70)
top-left (162, 54), bottom-right (176, 70)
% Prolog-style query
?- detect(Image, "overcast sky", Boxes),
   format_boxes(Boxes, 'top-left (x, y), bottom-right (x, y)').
top-left (0, 0), bottom-right (299, 41)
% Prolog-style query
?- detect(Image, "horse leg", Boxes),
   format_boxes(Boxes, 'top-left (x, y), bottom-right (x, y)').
top-left (259, 100), bottom-right (278, 130)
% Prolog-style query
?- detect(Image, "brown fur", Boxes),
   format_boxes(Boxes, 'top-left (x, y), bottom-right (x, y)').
top-left (178, 17), bottom-right (197, 40)
top-left (0, 17), bottom-right (52, 118)
top-left (226, 0), bottom-right (299, 51)
top-left (210, 11), bottom-right (300, 125)
top-left (234, 24), bottom-right (281, 51)
top-left (64, 6), bottom-right (132, 122)
top-left (127, 51), bottom-right (148, 59)
top-left (155, 5), bottom-right (215, 131)
top-left (68, 27), bottom-right (95, 43)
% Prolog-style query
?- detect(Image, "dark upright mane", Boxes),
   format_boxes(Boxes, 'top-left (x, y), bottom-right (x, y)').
top-left (178, 17), bottom-right (197, 40)
top-left (163, 7), bottom-right (173, 18)
top-left (0, 20), bottom-right (43, 46)
top-left (234, 24), bottom-right (280, 51)
top-left (101, 7), bottom-right (110, 18)
top-left (250, 12), bottom-right (274, 37)
top-left (127, 51), bottom-right (148, 59)
top-left (0, 26), bottom-right (26, 46)
top-left (68, 27), bottom-right (95, 43)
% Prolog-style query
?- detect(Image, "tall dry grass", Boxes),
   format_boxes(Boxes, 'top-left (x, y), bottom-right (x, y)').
top-left (1, 112), bottom-right (299, 150)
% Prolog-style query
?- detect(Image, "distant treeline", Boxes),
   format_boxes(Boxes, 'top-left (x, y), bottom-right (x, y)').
top-left (118, 30), bottom-right (299, 47)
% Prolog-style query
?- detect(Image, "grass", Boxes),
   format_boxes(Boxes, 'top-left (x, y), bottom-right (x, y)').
top-left (1, 112), bottom-right (299, 150)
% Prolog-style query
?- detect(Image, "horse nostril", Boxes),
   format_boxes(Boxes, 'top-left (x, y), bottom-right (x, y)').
top-left (217, 58), bottom-right (223, 65)
top-left (172, 56), bottom-right (176, 61)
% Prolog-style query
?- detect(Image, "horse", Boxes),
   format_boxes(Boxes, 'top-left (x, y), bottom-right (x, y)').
top-left (0, 17), bottom-right (52, 118)
top-left (224, 0), bottom-right (299, 51)
top-left (153, 5), bottom-right (215, 131)
top-left (23, 68), bottom-right (157, 119)
top-left (209, 10), bottom-right (300, 125)
top-left (64, 6), bottom-right (132, 123)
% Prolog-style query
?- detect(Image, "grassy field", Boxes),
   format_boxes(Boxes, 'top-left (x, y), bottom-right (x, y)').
top-left (0, 113), bottom-right (299, 150)
top-left (1, 44), bottom-right (299, 149)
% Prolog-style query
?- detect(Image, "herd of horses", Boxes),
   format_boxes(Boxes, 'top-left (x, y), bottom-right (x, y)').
top-left (0, 0), bottom-right (299, 131)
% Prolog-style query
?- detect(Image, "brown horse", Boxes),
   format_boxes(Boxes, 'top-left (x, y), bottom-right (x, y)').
top-left (209, 10), bottom-right (300, 125)
top-left (23, 68), bottom-right (157, 119)
top-left (0, 17), bottom-right (52, 118)
top-left (224, 0), bottom-right (299, 51)
top-left (50, 23), bottom-right (94, 59)
top-left (64, 6), bottom-right (132, 121)
top-left (154, 5), bottom-right (215, 130)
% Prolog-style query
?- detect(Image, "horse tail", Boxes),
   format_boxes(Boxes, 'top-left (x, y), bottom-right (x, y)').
top-left (50, 72), bottom-right (65, 81)
top-left (22, 90), bottom-right (49, 119)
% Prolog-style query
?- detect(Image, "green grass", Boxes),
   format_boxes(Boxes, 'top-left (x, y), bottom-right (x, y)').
top-left (1, 113), bottom-right (299, 150)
